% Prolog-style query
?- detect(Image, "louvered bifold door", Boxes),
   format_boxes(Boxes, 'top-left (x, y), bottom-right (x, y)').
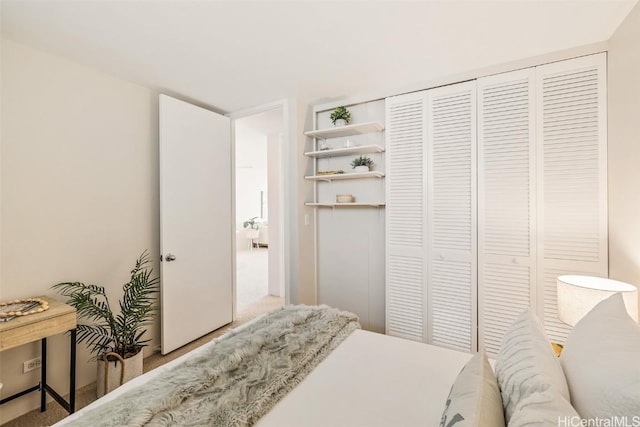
top-left (477, 69), bottom-right (536, 357)
top-left (385, 91), bottom-right (428, 342)
top-left (536, 53), bottom-right (608, 343)
top-left (426, 81), bottom-right (477, 352)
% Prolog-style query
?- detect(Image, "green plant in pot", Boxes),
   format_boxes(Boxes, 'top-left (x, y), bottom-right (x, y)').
top-left (351, 155), bottom-right (374, 173)
top-left (52, 250), bottom-right (159, 397)
top-left (243, 217), bottom-right (260, 248)
top-left (330, 106), bottom-right (351, 126)
top-left (243, 216), bottom-right (259, 230)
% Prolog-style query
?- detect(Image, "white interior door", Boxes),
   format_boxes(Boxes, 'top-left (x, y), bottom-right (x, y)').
top-left (159, 94), bottom-right (233, 354)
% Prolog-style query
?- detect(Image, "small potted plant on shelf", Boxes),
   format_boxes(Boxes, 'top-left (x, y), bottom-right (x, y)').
top-left (53, 250), bottom-right (159, 398)
top-left (330, 106), bottom-right (351, 126)
top-left (351, 156), bottom-right (374, 173)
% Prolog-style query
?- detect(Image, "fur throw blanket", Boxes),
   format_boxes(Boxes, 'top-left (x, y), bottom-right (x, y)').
top-left (69, 305), bottom-right (360, 426)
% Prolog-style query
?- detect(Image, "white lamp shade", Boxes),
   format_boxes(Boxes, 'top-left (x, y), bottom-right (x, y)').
top-left (557, 275), bottom-right (638, 326)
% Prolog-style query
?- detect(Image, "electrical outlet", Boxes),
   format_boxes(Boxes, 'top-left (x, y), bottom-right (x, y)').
top-left (23, 357), bottom-right (41, 373)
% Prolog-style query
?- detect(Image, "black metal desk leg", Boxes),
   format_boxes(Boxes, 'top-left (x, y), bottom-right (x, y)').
top-left (40, 337), bottom-right (47, 412)
top-left (69, 328), bottom-right (76, 413)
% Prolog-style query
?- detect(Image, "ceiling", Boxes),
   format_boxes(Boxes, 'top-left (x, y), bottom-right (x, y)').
top-left (236, 107), bottom-right (284, 136)
top-left (1, 1), bottom-right (637, 113)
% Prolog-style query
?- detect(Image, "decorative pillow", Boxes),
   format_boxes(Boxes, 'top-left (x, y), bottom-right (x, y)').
top-left (495, 310), bottom-right (571, 423)
top-left (560, 293), bottom-right (640, 419)
top-left (439, 350), bottom-right (505, 427)
top-left (508, 384), bottom-right (579, 427)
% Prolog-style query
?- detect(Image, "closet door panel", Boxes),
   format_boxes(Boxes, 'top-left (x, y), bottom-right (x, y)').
top-left (426, 81), bottom-right (477, 352)
top-left (481, 262), bottom-right (532, 355)
top-left (536, 53), bottom-right (608, 343)
top-left (385, 92), bottom-right (428, 341)
top-left (477, 69), bottom-right (536, 356)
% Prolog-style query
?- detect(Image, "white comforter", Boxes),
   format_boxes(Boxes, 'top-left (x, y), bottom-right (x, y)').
top-left (259, 330), bottom-right (471, 426)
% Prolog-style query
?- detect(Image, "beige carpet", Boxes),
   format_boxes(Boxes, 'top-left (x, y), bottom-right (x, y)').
top-left (2, 295), bottom-right (284, 427)
top-left (236, 247), bottom-right (269, 312)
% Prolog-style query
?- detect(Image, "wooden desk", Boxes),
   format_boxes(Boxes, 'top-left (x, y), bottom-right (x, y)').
top-left (0, 296), bottom-right (77, 413)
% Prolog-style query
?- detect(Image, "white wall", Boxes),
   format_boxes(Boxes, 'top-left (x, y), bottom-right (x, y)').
top-left (296, 98), bottom-right (316, 305)
top-left (608, 2), bottom-right (640, 308)
top-left (0, 39), bottom-right (159, 423)
top-left (267, 132), bottom-right (283, 296)
top-left (235, 125), bottom-right (268, 232)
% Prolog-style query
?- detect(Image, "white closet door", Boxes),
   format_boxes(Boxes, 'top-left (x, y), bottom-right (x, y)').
top-left (385, 91), bottom-right (428, 341)
top-left (426, 81), bottom-right (477, 352)
top-left (536, 53), bottom-right (608, 343)
top-left (477, 69), bottom-right (536, 356)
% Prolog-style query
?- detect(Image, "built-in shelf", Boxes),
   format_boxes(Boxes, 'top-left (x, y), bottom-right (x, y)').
top-left (304, 144), bottom-right (385, 158)
top-left (305, 171), bottom-right (385, 182)
top-left (304, 121), bottom-right (384, 140)
top-left (305, 202), bottom-right (386, 208)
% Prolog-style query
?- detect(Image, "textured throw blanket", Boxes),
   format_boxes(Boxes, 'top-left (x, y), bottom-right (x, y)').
top-left (69, 305), bottom-right (360, 427)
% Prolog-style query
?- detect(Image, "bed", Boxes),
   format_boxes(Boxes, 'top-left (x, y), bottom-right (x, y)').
top-left (54, 295), bottom-right (640, 426)
top-left (54, 305), bottom-right (471, 426)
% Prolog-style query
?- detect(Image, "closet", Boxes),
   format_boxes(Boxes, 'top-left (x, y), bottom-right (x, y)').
top-left (386, 53), bottom-right (607, 355)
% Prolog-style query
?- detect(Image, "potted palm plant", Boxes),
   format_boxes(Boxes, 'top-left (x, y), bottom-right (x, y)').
top-left (53, 250), bottom-right (159, 397)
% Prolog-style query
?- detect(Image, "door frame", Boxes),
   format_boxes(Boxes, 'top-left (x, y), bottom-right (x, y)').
top-left (227, 99), bottom-right (294, 319)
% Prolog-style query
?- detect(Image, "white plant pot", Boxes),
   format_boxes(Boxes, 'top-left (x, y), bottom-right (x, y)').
top-left (245, 228), bottom-right (259, 239)
top-left (333, 119), bottom-right (347, 127)
top-left (354, 165), bottom-right (369, 173)
top-left (96, 350), bottom-right (143, 398)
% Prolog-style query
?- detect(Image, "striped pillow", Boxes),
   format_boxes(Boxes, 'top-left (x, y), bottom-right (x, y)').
top-left (508, 385), bottom-right (578, 426)
top-left (495, 310), bottom-right (573, 423)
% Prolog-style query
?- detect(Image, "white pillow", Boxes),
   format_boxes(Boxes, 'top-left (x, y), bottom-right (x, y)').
top-left (439, 350), bottom-right (505, 427)
top-left (495, 310), bottom-right (571, 423)
top-left (508, 384), bottom-right (579, 427)
top-left (561, 293), bottom-right (640, 419)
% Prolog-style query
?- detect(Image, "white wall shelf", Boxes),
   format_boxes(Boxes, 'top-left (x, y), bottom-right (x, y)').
top-left (305, 202), bottom-right (386, 208)
top-left (305, 171), bottom-right (385, 182)
top-left (304, 144), bottom-right (385, 158)
top-left (304, 121), bottom-right (384, 139)
top-left (308, 100), bottom-right (387, 333)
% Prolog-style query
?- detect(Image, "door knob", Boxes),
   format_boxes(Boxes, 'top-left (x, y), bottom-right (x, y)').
top-left (165, 253), bottom-right (176, 262)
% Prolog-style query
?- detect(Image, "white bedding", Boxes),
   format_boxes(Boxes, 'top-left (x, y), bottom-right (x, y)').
top-left (56, 329), bottom-right (471, 426)
top-left (259, 330), bottom-right (471, 426)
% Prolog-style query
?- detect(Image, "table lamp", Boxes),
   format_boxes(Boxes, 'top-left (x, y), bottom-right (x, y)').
top-left (557, 275), bottom-right (639, 326)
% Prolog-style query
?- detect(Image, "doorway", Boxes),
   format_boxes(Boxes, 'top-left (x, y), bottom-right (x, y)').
top-left (233, 107), bottom-right (285, 316)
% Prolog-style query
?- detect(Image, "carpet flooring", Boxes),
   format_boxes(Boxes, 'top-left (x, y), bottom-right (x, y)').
top-left (1, 295), bottom-right (284, 427)
top-left (236, 247), bottom-right (269, 313)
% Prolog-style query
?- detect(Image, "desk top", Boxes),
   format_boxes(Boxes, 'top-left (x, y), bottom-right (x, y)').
top-left (0, 296), bottom-right (76, 351)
